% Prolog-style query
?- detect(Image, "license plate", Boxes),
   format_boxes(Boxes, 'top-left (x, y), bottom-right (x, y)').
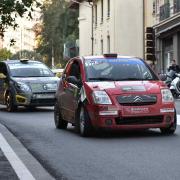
top-left (123, 107), bottom-right (149, 114)
top-left (36, 94), bottom-right (55, 99)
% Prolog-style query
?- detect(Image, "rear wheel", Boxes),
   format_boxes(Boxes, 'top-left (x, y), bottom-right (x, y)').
top-left (160, 110), bottom-right (177, 135)
top-left (54, 102), bottom-right (67, 129)
top-left (77, 105), bottom-right (93, 137)
top-left (5, 92), bottom-right (17, 112)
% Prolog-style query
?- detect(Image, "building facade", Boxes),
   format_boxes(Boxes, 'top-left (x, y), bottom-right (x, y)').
top-left (153, 0), bottom-right (180, 73)
top-left (72, 0), bottom-right (154, 62)
top-left (2, 5), bottom-right (42, 56)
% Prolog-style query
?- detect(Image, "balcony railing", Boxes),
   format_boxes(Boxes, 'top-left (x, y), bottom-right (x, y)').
top-left (174, 0), bottom-right (180, 13)
top-left (160, 3), bottom-right (170, 21)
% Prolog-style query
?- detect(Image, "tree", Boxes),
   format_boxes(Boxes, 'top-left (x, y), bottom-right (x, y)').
top-left (0, 48), bottom-right (12, 60)
top-left (36, 0), bottom-right (79, 67)
top-left (11, 50), bottom-right (43, 61)
top-left (0, 0), bottom-right (41, 35)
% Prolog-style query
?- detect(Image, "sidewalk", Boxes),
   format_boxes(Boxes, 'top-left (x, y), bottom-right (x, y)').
top-left (0, 124), bottom-right (55, 180)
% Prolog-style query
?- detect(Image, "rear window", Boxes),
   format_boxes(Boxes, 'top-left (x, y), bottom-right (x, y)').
top-left (84, 58), bottom-right (158, 82)
top-left (8, 62), bottom-right (54, 77)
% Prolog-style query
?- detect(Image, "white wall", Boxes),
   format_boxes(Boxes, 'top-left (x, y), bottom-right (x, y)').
top-left (78, 0), bottom-right (155, 59)
top-left (78, 0), bottom-right (145, 58)
top-left (79, 2), bottom-right (92, 56)
top-left (113, 0), bottom-right (144, 57)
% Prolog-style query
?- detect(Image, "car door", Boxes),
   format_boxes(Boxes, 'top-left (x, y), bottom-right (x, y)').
top-left (0, 62), bottom-right (8, 104)
top-left (59, 59), bottom-right (82, 123)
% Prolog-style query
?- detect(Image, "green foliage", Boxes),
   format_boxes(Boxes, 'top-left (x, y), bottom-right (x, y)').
top-left (36, 0), bottom-right (79, 67)
top-left (11, 50), bottom-right (43, 61)
top-left (0, 48), bottom-right (12, 60)
top-left (0, 0), bottom-right (40, 34)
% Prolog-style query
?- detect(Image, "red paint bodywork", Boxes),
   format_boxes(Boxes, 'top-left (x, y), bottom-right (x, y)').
top-left (56, 56), bottom-right (175, 131)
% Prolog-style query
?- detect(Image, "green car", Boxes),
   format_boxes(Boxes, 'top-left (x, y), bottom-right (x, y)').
top-left (0, 59), bottom-right (59, 112)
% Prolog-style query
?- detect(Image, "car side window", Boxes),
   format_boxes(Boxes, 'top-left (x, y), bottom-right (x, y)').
top-left (69, 61), bottom-right (81, 81)
top-left (0, 63), bottom-right (8, 76)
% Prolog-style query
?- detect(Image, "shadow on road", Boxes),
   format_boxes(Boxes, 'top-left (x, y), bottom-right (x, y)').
top-left (0, 105), bottom-right (54, 113)
top-left (58, 125), bottom-right (178, 139)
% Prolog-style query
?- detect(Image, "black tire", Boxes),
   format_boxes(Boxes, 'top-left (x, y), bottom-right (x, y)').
top-left (6, 92), bottom-right (17, 112)
top-left (171, 90), bottom-right (178, 99)
top-left (54, 102), bottom-right (67, 129)
top-left (76, 105), bottom-right (93, 137)
top-left (160, 110), bottom-right (177, 135)
top-left (26, 106), bottom-right (36, 111)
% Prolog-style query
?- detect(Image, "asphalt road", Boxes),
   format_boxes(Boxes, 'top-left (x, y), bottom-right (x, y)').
top-left (0, 103), bottom-right (180, 180)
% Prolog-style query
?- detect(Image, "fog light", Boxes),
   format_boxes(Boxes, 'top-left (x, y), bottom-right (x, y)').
top-left (165, 116), bottom-right (171, 123)
top-left (105, 119), bottom-right (113, 125)
top-left (99, 110), bottom-right (118, 116)
top-left (16, 95), bottom-right (26, 103)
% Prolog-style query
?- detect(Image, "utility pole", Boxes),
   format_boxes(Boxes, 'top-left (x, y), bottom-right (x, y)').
top-left (20, 27), bottom-right (23, 59)
top-left (51, 39), bottom-right (55, 68)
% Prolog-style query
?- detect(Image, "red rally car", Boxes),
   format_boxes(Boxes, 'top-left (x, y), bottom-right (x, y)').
top-left (54, 54), bottom-right (176, 136)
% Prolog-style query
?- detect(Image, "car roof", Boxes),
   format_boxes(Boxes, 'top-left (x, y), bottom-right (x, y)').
top-left (3, 59), bottom-right (42, 65)
top-left (82, 55), bottom-right (142, 60)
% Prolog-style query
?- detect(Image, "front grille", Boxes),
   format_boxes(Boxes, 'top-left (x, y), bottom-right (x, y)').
top-left (117, 95), bottom-right (157, 106)
top-left (115, 115), bottom-right (163, 125)
top-left (30, 83), bottom-right (44, 92)
top-left (30, 99), bottom-right (55, 106)
top-left (30, 83), bottom-right (57, 92)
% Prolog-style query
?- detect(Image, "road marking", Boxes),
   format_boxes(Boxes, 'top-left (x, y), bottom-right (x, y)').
top-left (0, 115), bottom-right (179, 180)
top-left (0, 133), bottom-right (35, 180)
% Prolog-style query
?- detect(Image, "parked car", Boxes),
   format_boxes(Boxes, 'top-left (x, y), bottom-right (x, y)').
top-left (54, 54), bottom-right (176, 136)
top-left (0, 59), bottom-right (59, 112)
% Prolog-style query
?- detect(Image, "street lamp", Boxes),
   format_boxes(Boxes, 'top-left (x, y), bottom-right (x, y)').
top-left (51, 39), bottom-right (55, 68)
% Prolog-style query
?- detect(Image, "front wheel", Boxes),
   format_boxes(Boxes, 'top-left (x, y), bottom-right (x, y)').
top-left (54, 102), bottom-right (67, 129)
top-left (5, 92), bottom-right (17, 112)
top-left (160, 110), bottom-right (177, 135)
top-left (77, 106), bottom-right (93, 137)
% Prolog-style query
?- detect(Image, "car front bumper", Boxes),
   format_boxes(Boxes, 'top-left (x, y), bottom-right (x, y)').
top-left (14, 92), bottom-right (56, 106)
top-left (86, 104), bottom-right (175, 130)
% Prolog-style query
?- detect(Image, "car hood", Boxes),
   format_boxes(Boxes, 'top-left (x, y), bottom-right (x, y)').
top-left (12, 77), bottom-right (59, 84)
top-left (86, 81), bottom-right (166, 94)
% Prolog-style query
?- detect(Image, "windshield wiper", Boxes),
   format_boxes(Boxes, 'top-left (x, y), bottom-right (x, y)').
top-left (88, 77), bottom-right (154, 81)
top-left (88, 77), bottom-right (115, 81)
top-left (120, 78), bottom-right (153, 81)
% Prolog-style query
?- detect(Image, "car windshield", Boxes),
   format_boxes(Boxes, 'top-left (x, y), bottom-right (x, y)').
top-left (8, 62), bottom-right (54, 77)
top-left (85, 58), bottom-right (158, 82)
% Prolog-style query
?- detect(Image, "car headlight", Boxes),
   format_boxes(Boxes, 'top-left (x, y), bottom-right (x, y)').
top-left (16, 82), bottom-right (31, 92)
top-left (161, 89), bottom-right (173, 103)
top-left (92, 91), bottom-right (112, 104)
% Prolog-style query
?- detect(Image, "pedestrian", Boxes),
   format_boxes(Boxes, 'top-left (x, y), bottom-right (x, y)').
top-left (168, 59), bottom-right (180, 73)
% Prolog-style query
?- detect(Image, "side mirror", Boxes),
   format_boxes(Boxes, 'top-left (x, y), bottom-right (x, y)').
top-left (159, 74), bottom-right (167, 81)
top-left (0, 73), bottom-right (6, 79)
top-left (66, 76), bottom-right (79, 85)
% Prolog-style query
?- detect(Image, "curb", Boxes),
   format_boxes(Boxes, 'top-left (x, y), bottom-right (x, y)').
top-left (0, 124), bottom-right (55, 180)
